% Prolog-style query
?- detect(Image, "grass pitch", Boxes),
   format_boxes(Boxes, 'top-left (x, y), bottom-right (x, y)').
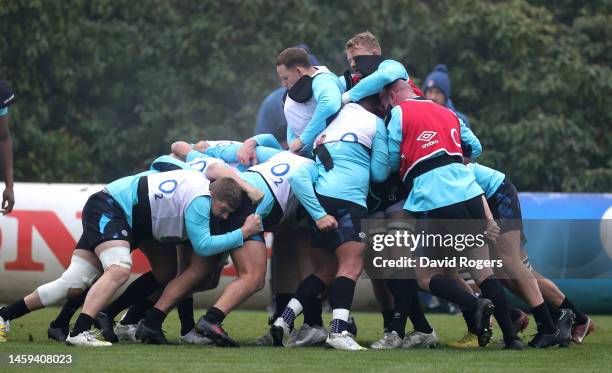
top-left (0, 308), bottom-right (610, 372)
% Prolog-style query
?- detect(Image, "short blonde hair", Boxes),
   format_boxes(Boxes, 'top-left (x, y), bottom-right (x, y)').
top-left (345, 31), bottom-right (381, 51)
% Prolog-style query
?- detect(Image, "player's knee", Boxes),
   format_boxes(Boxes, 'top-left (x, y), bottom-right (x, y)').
top-left (106, 264), bottom-right (132, 284)
top-left (37, 255), bottom-right (100, 306)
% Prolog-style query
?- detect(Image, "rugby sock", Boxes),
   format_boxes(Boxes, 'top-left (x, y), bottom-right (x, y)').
top-left (461, 308), bottom-right (478, 334)
top-left (102, 271), bottom-right (160, 320)
top-left (387, 279), bottom-right (409, 337)
top-left (51, 290), bottom-right (88, 329)
top-left (303, 297), bottom-right (324, 327)
top-left (203, 307), bottom-right (225, 324)
top-left (70, 313), bottom-right (94, 336)
top-left (329, 277), bottom-right (356, 334)
top-left (509, 307), bottom-right (522, 322)
top-left (479, 276), bottom-right (517, 342)
top-left (330, 309), bottom-right (350, 334)
top-left (177, 297), bottom-right (195, 336)
top-left (559, 297), bottom-right (588, 325)
top-left (382, 309), bottom-right (394, 331)
top-left (120, 299), bottom-right (153, 325)
top-left (273, 293), bottom-right (294, 320)
top-left (531, 302), bottom-right (555, 334)
top-left (280, 299), bottom-right (303, 327)
top-left (296, 275), bottom-right (326, 327)
top-left (428, 274), bottom-right (478, 311)
top-left (408, 279), bottom-right (433, 334)
top-left (143, 307), bottom-right (167, 329)
top-left (0, 299), bottom-right (30, 321)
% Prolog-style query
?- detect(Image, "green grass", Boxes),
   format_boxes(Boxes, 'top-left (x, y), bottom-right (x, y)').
top-left (1, 308), bottom-right (610, 372)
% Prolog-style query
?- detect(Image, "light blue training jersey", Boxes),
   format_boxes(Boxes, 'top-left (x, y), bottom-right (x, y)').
top-left (289, 111), bottom-right (389, 221)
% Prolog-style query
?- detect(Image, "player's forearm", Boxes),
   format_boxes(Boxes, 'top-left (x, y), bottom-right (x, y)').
top-left (192, 229), bottom-right (244, 257)
top-left (0, 134), bottom-right (13, 188)
top-left (288, 166), bottom-right (326, 221)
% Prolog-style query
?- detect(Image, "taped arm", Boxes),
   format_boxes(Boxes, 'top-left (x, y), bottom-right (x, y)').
top-left (387, 106), bottom-right (403, 172)
top-left (288, 162), bottom-right (327, 221)
top-left (370, 118), bottom-right (390, 183)
top-left (185, 196), bottom-right (244, 257)
top-left (345, 60), bottom-right (408, 103)
top-left (299, 74), bottom-right (342, 147)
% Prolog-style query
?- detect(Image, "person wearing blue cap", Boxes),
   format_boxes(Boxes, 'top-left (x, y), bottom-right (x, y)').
top-left (422, 64), bottom-right (472, 129)
top-left (0, 80), bottom-right (15, 214)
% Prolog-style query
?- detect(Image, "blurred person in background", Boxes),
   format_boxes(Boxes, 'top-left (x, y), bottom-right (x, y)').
top-left (0, 79), bottom-right (16, 214)
top-left (422, 64), bottom-right (472, 129)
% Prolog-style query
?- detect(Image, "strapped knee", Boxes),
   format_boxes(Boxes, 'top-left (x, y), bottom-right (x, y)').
top-left (37, 255), bottom-right (101, 306)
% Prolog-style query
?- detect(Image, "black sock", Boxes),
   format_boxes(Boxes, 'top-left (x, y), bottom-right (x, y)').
top-left (531, 302), bottom-right (555, 334)
top-left (143, 307), bottom-right (167, 329)
top-left (408, 290), bottom-right (433, 334)
top-left (295, 275), bottom-right (326, 327)
top-left (389, 279), bottom-right (433, 336)
top-left (0, 299), bottom-right (30, 321)
top-left (102, 271), bottom-right (160, 320)
top-left (428, 274), bottom-right (478, 311)
top-left (509, 307), bottom-right (522, 322)
top-left (273, 293), bottom-right (294, 320)
top-left (120, 300), bottom-right (153, 325)
top-left (303, 297), bottom-right (323, 327)
top-left (461, 307), bottom-right (478, 334)
top-left (387, 279), bottom-right (409, 337)
top-left (560, 297), bottom-right (588, 325)
top-left (177, 297), bottom-right (195, 335)
top-left (329, 277), bottom-right (356, 311)
top-left (51, 290), bottom-right (88, 329)
top-left (70, 313), bottom-right (95, 336)
top-left (547, 302), bottom-right (561, 320)
top-left (381, 309), bottom-right (394, 331)
top-left (203, 307), bottom-right (225, 324)
top-left (479, 276), bottom-right (517, 342)
top-left (329, 277), bottom-right (356, 333)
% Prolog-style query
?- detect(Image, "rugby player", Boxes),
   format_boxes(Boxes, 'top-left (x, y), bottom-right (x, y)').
top-left (380, 76), bottom-right (525, 349)
top-left (275, 47), bottom-right (343, 156)
top-left (270, 90), bottom-right (390, 350)
top-left (0, 168), bottom-right (257, 346)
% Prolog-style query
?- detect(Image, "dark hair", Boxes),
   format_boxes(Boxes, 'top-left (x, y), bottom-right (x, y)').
top-left (210, 177), bottom-right (242, 210)
top-left (276, 47), bottom-right (312, 68)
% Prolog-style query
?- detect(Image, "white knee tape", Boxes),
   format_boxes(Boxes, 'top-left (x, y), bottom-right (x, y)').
top-left (37, 255), bottom-right (101, 306)
top-left (98, 246), bottom-right (132, 271)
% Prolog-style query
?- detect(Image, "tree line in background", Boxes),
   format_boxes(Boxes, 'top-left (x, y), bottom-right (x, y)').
top-left (0, 0), bottom-right (610, 191)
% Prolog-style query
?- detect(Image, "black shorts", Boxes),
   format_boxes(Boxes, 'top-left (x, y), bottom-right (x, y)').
top-left (76, 191), bottom-right (136, 252)
top-left (411, 195), bottom-right (487, 256)
top-left (211, 191), bottom-right (263, 241)
top-left (309, 192), bottom-right (367, 250)
top-left (487, 178), bottom-right (523, 233)
top-left (367, 173), bottom-right (408, 214)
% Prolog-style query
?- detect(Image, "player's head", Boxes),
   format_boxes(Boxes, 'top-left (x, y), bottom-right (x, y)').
top-left (209, 177), bottom-right (242, 220)
top-left (345, 31), bottom-right (381, 73)
top-left (276, 47), bottom-right (313, 89)
top-left (379, 79), bottom-right (416, 111)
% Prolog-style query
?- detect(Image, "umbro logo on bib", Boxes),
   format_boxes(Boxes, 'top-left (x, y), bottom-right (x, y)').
top-left (416, 131), bottom-right (437, 142)
top-left (416, 131), bottom-right (439, 149)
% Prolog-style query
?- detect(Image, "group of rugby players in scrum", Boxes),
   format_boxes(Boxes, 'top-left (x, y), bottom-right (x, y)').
top-left (0, 31), bottom-right (594, 350)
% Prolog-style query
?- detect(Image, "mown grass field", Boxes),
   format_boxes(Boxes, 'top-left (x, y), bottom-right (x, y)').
top-left (0, 308), bottom-right (610, 372)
